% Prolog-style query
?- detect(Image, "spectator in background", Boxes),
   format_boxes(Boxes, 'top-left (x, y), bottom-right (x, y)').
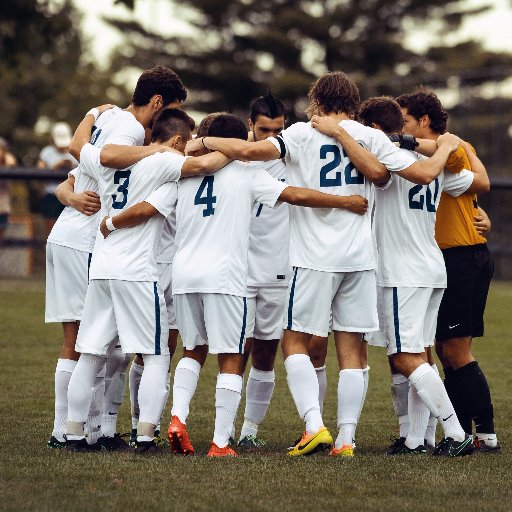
top-left (37, 123), bottom-right (78, 235)
top-left (0, 137), bottom-right (18, 239)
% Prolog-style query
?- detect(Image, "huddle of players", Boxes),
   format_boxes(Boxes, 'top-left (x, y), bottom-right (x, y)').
top-left (45, 65), bottom-right (498, 457)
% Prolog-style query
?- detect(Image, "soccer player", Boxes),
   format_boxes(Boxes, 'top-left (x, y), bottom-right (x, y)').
top-left (64, 108), bottom-right (232, 453)
top-left (184, 72), bottom-right (454, 457)
top-left (46, 65), bottom-right (188, 449)
top-left (169, 113), bottom-right (368, 457)
top-left (397, 89), bottom-right (500, 452)
top-left (352, 96), bottom-right (489, 455)
top-left (238, 92), bottom-right (289, 448)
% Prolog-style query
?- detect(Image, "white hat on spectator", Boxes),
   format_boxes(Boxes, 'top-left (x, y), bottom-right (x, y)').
top-left (51, 122), bottom-right (72, 149)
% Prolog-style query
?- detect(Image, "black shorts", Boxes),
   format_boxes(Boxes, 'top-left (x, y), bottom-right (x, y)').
top-left (436, 244), bottom-right (493, 342)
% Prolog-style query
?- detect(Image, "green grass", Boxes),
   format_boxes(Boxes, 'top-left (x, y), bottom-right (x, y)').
top-left (1, 278), bottom-right (511, 511)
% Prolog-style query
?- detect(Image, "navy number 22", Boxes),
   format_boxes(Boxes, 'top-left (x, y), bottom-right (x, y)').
top-left (111, 169), bottom-right (131, 209)
top-left (320, 144), bottom-right (363, 187)
top-left (194, 176), bottom-right (217, 216)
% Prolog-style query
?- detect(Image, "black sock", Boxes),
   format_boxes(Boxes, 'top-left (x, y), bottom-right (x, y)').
top-left (443, 367), bottom-right (473, 435)
top-left (452, 361), bottom-right (495, 434)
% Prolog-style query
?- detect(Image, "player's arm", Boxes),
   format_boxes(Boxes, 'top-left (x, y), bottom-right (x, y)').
top-left (279, 186), bottom-right (368, 215)
top-left (55, 174), bottom-right (101, 216)
top-left (68, 104), bottom-right (115, 161)
top-left (473, 206), bottom-right (491, 236)
top-left (310, 115), bottom-right (390, 185)
top-left (186, 137), bottom-right (280, 161)
top-left (180, 151), bottom-right (232, 177)
top-left (459, 141), bottom-right (490, 194)
top-left (396, 133), bottom-right (460, 185)
top-left (99, 202), bottom-right (159, 238)
top-left (99, 144), bottom-right (180, 169)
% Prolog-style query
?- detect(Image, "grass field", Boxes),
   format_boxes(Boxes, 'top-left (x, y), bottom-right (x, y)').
top-left (0, 278), bottom-right (511, 512)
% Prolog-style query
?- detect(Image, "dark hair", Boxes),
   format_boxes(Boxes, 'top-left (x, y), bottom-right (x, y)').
top-left (250, 91), bottom-right (286, 123)
top-left (132, 65), bottom-right (187, 107)
top-left (207, 114), bottom-right (248, 140)
top-left (306, 71), bottom-right (360, 118)
top-left (197, 112), bottom-right (225, 138)
top-left (151, 108), bottom-right (195, 143)
top-left (396, 87), bottom-right (448, 134)
top-left (358, 96), bottom-right (404, 134)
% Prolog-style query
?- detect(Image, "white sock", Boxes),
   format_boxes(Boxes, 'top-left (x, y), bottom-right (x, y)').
top-left (315, 366), bottom-right (327, 414)
top-left (424, 364), bottom-right (439, 446)
top-left (475, 433), bottom-right (498, 447)
top-left (357, 365), bottom-right (370, 422)
top-left (285, 354), bottom-right (323, 434)
top-left (409, 363), bottom-right (465, 442)
top-left (52, 359), bottom-right (77, 442)
top-left (67, 354), bottom-right (106, 438)
top-left (85, 365), bottom-right (105, 445)
top-left (239, 367), bottom-right (275, 439)
top-left (101, 347), bottom-right (129, 437)
top-left (213, 373), bottom-right (243, 448)
top-left (335, 369), bottom-right (364, 448)
top-left (171, 357), bottom-right (201, 424)
top-left (159, 371), bottom-right (172, 428)
top-left (129, 362), bottom-right (144, 430)
top-left (391, 373), bottom-right (409, 437)
top-left (405, 384), bottom-right (430, 449)
top-left (138, 354), bottom-right (170, 429)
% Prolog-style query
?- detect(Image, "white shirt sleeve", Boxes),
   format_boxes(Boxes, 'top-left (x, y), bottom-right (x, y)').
top-left (250, 167), bottom-right (288, 208)
top-left (268, 122), bottom-right (306, 165)
top-left (442, 169), bottom-right (474, 197)
top-left (68, 167), bottom-right (79, 179)
top-left (104, 120), bottom-right (145, 146)
top-left (144, 182), bottom-right (178, 218)
top-left (79, 144), bottom-right (101, 180)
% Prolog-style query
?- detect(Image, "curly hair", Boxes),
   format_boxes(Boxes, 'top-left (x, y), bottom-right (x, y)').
top-left (358, 96), bottom-right (404, 134)
top-left (396, 87), bottom-right (448, 134)
top-left (132, 65), bottom-right (187, 107)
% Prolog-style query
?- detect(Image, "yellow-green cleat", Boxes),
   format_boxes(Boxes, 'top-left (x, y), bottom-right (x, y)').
top-left (287, 426), bottom-right (333, 457)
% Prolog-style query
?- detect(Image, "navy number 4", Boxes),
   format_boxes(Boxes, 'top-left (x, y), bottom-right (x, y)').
top-left (194, 176), bottom-right (217, 216)
top-left (319, 144), bottom-right (363, 187)
top-left (111, 169), bottom-right (131, 209)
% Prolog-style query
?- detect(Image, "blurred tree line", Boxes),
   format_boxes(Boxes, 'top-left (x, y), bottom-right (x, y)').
top-left (1, 0), bottom-right (511, 177)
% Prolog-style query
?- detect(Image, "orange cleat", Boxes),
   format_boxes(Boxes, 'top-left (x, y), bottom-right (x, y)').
top-left (328, 444), bottom-right (354, 457)
top-left (167, 415), bottom-right (195, 455)
top-left (207, 441), bottom-right (238, 457)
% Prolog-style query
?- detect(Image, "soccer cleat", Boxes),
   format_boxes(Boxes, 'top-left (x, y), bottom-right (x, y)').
top-left (473, 436), bottom-right (502, 454)
top-left (432, 435), bottom-right (475, 457)
top-left (134, 440), bottom-right (158, 454)
top-left (65, 437), bottom-right (91, 452)
top-left (207, 442), bottom-right (237, 457)
top-left (47, 435), bottom-right (66, 449)
top-left (129, 428), bottom-right (137, 448)
top-left (96, 433), bottom-right (129, 451)
top-left (287, 426), bottom-right (333, 457)
top-left (386, 442), bottom-right (426, 455)
top-left (237, 435), bottom-right (266, 449)
top-left (386, 436), bottom-right (407, 455)
top-left (329, 444), bottom-right (354, 457)
top-left (167, 415), bottom-right (195, 455)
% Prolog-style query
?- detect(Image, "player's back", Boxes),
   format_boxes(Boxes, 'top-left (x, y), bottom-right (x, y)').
top-left (173, 160), bottom-right (285, 297)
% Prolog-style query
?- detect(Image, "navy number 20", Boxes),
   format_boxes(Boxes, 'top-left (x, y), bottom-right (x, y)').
top-left (408, 178), bottom-right (439, 212)
top-left (194, 176), bottom-right (217, 216)
top-left (319, 144), bottom-right (363, 187)
top-left (111, 169), bottom-right (131, 209)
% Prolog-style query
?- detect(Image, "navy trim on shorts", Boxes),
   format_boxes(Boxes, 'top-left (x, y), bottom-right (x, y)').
top-left (392, 287), bottom-right (401, 353)
top-left (238, 297), bottom-right (248, 354)
top-left (153, 282), bottom-right (161, 355)
top-left (87, 253), bottom-right (92, 282)
top-left (287, 267), bottom-right (298, 330)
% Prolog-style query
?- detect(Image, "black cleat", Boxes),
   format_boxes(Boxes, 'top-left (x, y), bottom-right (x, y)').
top-left (433, 435), bottom-right (474, 457)
top-left (134, 440), bottom-right (158, 454)
top-left (386, 436), bottom-right (407, 455)
top-left (474, 437), bottom-right (502, 454)
top-left (129, 428), bottom-right (137, 448)
top-left (387, 437), bottom-right (426, 455)
top-left (65, 438), bottom-right (91, 452)
top-left (97, 433), bottom-right (130, 451)
top-left (47, 435), bottom-right (66, 449)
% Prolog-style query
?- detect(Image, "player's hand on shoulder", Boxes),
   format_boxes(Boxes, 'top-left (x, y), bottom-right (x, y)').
top-left (311, 115), bottom-right (342, 138)
top-left (346, 195), bottom-right (368, 215)
top-left (69, 191), bottom-right (100, 216)
top-left (185, 137), bottom-right (203, 156)
top-left (436, 132), bottom-right (461, 153)
top-left (100, 216), bottom-right (111, 239)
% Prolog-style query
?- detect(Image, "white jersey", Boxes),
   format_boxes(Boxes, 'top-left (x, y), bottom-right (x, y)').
top-left (374, 149), bottom-right (474, 288)
top-left (172, 161), bottom-right (288, 297)
top-left (79, 144), bottom-right (184, 282)
top-left (47, 108), bottom-right (145, 252)
top-left (247, 158), bottom-right (289, 287)
top-left (269, 119), bottom-right (416, 272)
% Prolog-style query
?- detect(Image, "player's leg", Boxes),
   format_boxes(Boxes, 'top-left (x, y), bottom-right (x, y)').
top-left (168, 293), bottom-right (208, 454)
top-left (239, 287), bottom-right (284, 447)
top-left (282, 268), bottom-right (333, 456)
top-left (309, 336), bottom-right (328, 414)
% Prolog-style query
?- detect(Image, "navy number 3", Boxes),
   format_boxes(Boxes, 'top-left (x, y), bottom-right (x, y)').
top-left (111, 169), bottom-right (131, 209)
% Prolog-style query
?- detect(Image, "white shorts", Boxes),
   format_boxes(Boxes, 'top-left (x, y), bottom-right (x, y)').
top-left (45, 242), bottom-right (91, 323)
top-left (378, 287), bottom-right (444, 356)
top-left (365, 285), bottom-right (387, 347)
top-left (76, 279), bottom-right (169, 356)
top-left (174, 293), bottom-right (248, 354)
top-left (246, 285), bottom-right (287, 340)
top-left (157, 262), bottom-right (177, 330)
top-left (284, 267), bottom-right (378, 337)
